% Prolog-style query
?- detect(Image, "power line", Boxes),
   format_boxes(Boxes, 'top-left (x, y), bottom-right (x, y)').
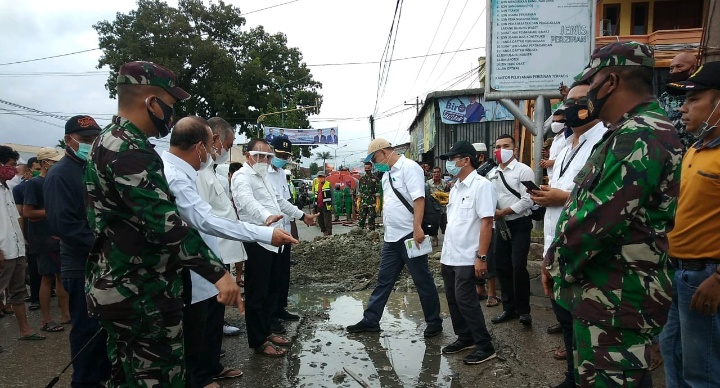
top-left (430, 7), bottom-right (486, 89)
top-left (242, 0), bottom-right (301, 15)
top-left (420, 0), bottom-right (470, 91)
top-left (0, 108), bottom-right (64, 128)
top-left (0, 99), bottom-right (70, 121)
top-left (373, 0), bottom-right (405, 116)
top-left (0, 48), bottom-right (100, 67)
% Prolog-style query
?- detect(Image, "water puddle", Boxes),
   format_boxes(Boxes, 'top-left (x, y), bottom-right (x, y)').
top-left (288, 287), bottom-right (463, 387)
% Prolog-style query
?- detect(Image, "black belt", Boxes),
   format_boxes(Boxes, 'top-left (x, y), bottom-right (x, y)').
top-left (670, 257), bottom-right (720, 271)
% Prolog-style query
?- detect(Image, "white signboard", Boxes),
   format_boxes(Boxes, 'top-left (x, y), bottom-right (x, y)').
top-left (490, 0), bottom-right (593, 91)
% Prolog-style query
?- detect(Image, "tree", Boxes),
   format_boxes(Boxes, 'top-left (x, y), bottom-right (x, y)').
top-left (93, 0), bottom-right (322, 135)
top-left (309, 162), bottom-right (319, 176)
top-left (315, 151), bottom-right (332, 172)
top-left (57, 139), bottom-right (66, 149)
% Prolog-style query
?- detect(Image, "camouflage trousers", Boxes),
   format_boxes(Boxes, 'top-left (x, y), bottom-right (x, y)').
top-left (358, 204), bottom-right (376, 229)
top-left (99, 309), bottom-right (185, 388)
top-left (573, 318), bottom-right (655, 388)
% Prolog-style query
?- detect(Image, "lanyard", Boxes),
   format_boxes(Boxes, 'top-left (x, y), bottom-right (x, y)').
top-left (558, 140), bottom-right (587, 178)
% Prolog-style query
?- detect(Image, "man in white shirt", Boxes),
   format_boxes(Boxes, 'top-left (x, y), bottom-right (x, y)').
top-left (541, 110), bottom-right (569, 182)
top-left (163, 117), bottom-right (296, 385)
top-left (438, 141), bottom-right (498, 365)
top-left (267, 136), bottom-right (316, 334)
top-left (490, 134), bottom-right (535, 326)
top-left (0, 146), bottom-right (42, 342)
top-left (532, 84), bottom-right (606, 388)
top-left (232, 138), bottom-right (315, 357)
top-left (346, 138), bottom-right (443, 337)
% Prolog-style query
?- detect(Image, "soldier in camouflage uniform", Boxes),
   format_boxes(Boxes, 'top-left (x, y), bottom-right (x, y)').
top-left (84, 61), bottom-right (242, 387)
top-left (543, 42), bottom-right (682, 388)
top-left (358, 161), bottom-right (379, 230)
top-left (658, 52), bottom-right (698, 153)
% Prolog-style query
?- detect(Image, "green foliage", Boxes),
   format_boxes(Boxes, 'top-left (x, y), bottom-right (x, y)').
top-left (309, 162), bottom-right (319, 175)
top-left (93, 0), bottom-right (322, 136)
top-left (57, 139), bottom-right (66, 149)
top-left (314, 151), bottom-right (332, 171)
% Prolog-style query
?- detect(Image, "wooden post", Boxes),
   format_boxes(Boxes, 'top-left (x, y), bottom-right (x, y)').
top-left (703, 0), bottom-right (720, 62)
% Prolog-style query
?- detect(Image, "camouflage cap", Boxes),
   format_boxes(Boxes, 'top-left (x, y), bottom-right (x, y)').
top-left (116, 61), bottom-right (190, 101)
top-left (574, 41), bottom-right (655, 82)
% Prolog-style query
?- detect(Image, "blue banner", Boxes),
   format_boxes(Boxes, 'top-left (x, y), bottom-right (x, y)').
top-left (264, 127), bottom-right (339, 145)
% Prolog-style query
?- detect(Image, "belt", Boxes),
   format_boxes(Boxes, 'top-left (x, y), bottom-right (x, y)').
top-left (670, 257), bottom-right (720, 271)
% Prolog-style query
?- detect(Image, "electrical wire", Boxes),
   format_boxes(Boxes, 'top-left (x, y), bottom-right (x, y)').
top-left (242, 0), bottom-right (301, 15)
top-left (373, 0), bottom-right (405, 117)
top-left (0, 48), bottom-right (100, 67)
top-left (430, 7), bottom-right (486, 89)
top-left (419, 0), bottom-right (470, 92)
top-left (0, 108), bottom-right (64, 128)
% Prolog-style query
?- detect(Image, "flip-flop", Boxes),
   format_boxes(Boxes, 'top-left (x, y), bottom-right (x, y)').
top-left (41, 321), bottom-right (65, 332)
top-left (267, 334), bottom-right (291, 347)
top-left (486, 296), bottom-right (500, 307)
top-left (254, 341), bottom-right (286, 358)
top-left (213, 367), bottom-right (243, 380)
top-left (18, 332), bottom-right (46, 341)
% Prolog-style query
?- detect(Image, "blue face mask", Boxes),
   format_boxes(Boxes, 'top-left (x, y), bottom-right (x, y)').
top-left (445, 160), bottom-right (462, 176)
top-left (271, 157), bottom-right (288, 169)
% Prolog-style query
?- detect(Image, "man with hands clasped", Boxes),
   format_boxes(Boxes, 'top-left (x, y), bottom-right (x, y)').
top-left (438, 141), bottom-right (498, 365)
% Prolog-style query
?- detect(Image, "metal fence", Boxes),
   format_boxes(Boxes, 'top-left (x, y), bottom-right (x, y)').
top-left (432, 119), bottom-right (515, 171)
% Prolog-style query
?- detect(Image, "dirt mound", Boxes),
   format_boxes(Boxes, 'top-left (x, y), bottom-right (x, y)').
top-left (291, 227), bottom-right (444, 292)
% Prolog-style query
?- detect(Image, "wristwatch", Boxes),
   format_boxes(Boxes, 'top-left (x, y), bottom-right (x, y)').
top-left (476, 254), bottom-right (487, 262)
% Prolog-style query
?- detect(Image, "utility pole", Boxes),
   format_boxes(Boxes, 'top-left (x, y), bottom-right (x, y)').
top-left (369, 115), bottom-right (375, 140)
top-left (703, 0), bottom-right (720, 62)
top-left (404, 96), bottom-right (422, 116)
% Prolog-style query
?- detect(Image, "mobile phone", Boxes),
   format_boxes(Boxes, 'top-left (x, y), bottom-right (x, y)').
top-left (521, 180), bottom-right (541, 191)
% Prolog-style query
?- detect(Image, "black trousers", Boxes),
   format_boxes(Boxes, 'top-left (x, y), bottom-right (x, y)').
top-left (441, 264), bottom-right (494, 351)
top-left (243, 242), bottom-right (279, 348)
top-left (274, 243), bottom-right (292, 318)
top-left (552, 299), bottom-right (575, 384)
top-left (495, 216), bottom-right (532, 315)
top-left (183, 298), bottom-right (209, 388)
top-left (196, 300), bottom-right (225, 386)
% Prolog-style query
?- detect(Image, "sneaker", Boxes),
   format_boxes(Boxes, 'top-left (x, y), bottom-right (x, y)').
top-left (346, 321), bottom-right (381, 333)
top-left (423, 323), bottom-right (443, 338)
top-left (442, 340), bottom-right (475, 354)
top-left (546, 323), bottom-right (562, 334)
top-left (29, 302), bottom-right (40, 311)
top-left (277, 309), bottom-right (300, 321)
top-left (223, 321), bottom-right (242, 336)
top-left (463, 348), bottom-right (497, 365)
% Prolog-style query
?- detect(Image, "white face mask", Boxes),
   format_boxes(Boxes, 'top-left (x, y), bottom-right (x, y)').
top-left (252, 162), bottom-right (268, 177)
top-left (214, 147), bottom-right (230, 165)
top-left (198, 144), bottom-right (213, 170)
top-left (550, 122), bottom-right (566, 134)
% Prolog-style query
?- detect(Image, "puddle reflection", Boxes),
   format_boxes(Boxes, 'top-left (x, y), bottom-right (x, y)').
top-left (290, 288), bottom-right (463, 387)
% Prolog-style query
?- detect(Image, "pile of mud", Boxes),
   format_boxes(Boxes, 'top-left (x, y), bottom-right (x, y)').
top-left (290, 227), bottom-right (444, 292)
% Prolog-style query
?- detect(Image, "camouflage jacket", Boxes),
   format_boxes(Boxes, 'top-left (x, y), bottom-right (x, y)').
top-left (545, 101), bottom-right (682, 330)
top-left (358, 173), bottom-right (379, 206)
top-left (84, 116), bottom-right (225, 320)
top-left (426, 178), bottom-right (450, 195)
top-left (658, 91), bottom-right (696, 152)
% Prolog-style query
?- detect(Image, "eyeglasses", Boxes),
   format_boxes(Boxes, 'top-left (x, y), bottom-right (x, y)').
top-left (564, 97), bottom-right (589, 107)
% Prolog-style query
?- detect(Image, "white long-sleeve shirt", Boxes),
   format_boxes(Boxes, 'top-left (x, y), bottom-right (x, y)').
top-left (266, 166), bottom-right (293, 232)
top-left (232, 163), bottom-right (303, 253)
top-left (490, 159), bottom-right (534, 221)
top-left (196, 164), bottom-right (247, 264)
top-left (162, 152), bottom-right (273, 303)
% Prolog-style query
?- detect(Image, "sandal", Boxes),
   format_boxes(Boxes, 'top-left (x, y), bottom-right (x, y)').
top-left (18, 332), bottom-right (46, 341)
top-left (553, 347), bottom-right (567, 360)
top-left (267, 334), bottom-right (291, 347)
top-left (41, 321), bottom-right (65, 332)
top-left (213, 367), bottom-right (243, 380)
top-left (254, 341), bottom-right (286, 358)
top-left (486, 296), bottom-right (500, 307)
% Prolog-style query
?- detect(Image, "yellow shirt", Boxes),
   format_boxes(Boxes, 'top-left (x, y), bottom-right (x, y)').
top-left (668, 145), bottom-right (720, 259)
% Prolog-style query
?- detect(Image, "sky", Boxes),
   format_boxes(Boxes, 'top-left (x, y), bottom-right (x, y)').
top-left (0, 0), bottom-right (487, 167)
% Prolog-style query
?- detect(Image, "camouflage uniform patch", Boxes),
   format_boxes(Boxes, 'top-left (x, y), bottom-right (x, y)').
top-left (574, 318), bottom-right (655, 388)
top-left (358, 173), bottom-right (379, 229)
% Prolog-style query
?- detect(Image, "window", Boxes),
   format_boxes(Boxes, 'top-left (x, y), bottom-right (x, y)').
top-left (602, 4), bottom-right (621, 36)
top-left (631, 2), bottom-right (649, 35)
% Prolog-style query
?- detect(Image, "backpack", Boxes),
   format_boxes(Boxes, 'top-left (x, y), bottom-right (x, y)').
top-left (388, 172), bottom-right (442, 235)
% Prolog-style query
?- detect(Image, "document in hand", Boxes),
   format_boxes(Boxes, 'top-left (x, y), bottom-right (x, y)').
top-left (404, 236), bottom-right (432, 258)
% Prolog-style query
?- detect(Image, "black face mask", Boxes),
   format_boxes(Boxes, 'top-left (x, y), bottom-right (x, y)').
top-left (668, 70), bottom-right (691, 83)
top-left (564, 102), bottom-right (595, 128)
top-left (146, 97), bottom-right (174, 138)
top-left (586, 75), bottom-right (614, 121)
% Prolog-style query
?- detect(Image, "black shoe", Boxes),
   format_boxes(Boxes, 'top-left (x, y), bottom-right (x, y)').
top-left (547, 323), bottom-right (562, 334)
top-left (271, 321), bottom-right (287, 334)
top-left (463, 348), bottom-right (497, 365)
top-left (424, 323), bottom-right (443, 338)
top-left (442, 340), bottom-right (475, 354)
top-left (552, 379), bottom-right (575, 388)
top-left (519, 314), bottom-right (533, 326)
top-left (277, 309), bottom-right (300, 321)
top-left (491, 311), bottom-right (519, 324)
top-left (346, 321), bottom-right (381, 333)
